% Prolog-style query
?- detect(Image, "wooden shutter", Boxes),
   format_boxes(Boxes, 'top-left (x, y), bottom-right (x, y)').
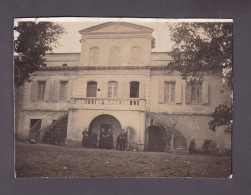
top-left (44, 78), bottom-right (51, 102)
top-left (159, 80), bottom-right (164, 103)
top-left (123, 81), bottom-right (130, 98)
top-left (185, 82), bottom-right (192, 104)
top-left (30, 80), bottom-right (38, 102)
top-left (66, 80), bottom-right (72, 101)
top-left (139, 81), bottom-right (145, 99)
top-left (71, 80), bottom-right (78, 98)
top-left (175, 80), bottom-right (182, 104)
top-left (52, 80), bottom-right (60, 101)
top-left (202, 81), bottom-right (209, 104)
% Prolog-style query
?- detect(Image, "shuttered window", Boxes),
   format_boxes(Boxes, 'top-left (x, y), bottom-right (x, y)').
top-left (59, 81), bottom-right (68, 100)
top-left (37, 81), bottom-right (46, 101)
top-left (191, 82), bottom-right (202, 104)
top-left (164, 82), bottom-right (175, 103)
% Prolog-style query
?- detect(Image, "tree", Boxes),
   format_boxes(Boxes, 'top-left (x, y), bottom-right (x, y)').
top-left (14, 21), bottom-right (64, 88)
top-left (168, 22), bottom-right (233, 131)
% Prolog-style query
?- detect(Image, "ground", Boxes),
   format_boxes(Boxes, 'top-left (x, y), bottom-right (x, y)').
top-left (15, 141), bottom-right (231, 178)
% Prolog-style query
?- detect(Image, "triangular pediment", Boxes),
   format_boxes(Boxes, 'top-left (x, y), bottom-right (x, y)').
top-left (79, 22), bottom-right (154, 34)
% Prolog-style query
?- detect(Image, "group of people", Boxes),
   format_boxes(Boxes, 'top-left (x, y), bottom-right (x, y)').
top-left (81, 128), bottom-right (128, 151)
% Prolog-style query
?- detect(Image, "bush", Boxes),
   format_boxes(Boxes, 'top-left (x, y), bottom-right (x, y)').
top-left (201, 139), bottom-right (218, 155)
top-left (189, 139), bottom-right (197, 154)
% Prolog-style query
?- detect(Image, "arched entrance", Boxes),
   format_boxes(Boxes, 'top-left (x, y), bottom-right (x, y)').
top-left (88, 114), bottom-right (122, 149)
top-left (147, 126), bottom-right (162, 152)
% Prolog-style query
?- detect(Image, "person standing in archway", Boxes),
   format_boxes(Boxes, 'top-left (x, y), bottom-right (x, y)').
top-left (91, 131), bottom-right (98, 148)
top-left (106, 128), bottom-right (114, 150)
top-left (98, 128), bottom-right (106, 149)
top-left (82, 128), bottom-right (90, 148)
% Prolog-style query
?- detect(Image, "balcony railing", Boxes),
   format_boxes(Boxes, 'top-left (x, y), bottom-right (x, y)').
top-left (69, 97), bottom-right (146, 111)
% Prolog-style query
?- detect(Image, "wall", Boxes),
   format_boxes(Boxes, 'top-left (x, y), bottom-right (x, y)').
top-left (16, 110), bottom-right (67, 140)
top-left (45, 53), bottom-right (80, 67)
top-left (80, 34), bottom-right (152, 66)
top-left (67, 109), bottom-right (145, 150)
top-left (149, 70), bottom-right (228, 114)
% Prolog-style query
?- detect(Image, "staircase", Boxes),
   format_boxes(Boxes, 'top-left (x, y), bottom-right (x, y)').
top-left (173, 131), bottom-right (188, 154)
top-left (41, 114), bottom-right (68, 145)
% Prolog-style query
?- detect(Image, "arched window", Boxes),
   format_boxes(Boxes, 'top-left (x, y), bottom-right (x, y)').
top-left (130, 46), bottom-right (141, 64)
top-left (109, 46), bottom-right (120, 65)
top-left (87, 81), bottom-right (97, 97)
top-left (89, 47), bottom-right (99, 65)
top-left (108, 81), bottom-right (118, 98)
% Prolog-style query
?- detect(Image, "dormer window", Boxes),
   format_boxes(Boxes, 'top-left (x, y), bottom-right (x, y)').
top-left (130, 46), bottom-right (141, 64)
top-left (109, 46), bottom-right (120, 66)
top-left (89, 47), bottom-right (99, 65)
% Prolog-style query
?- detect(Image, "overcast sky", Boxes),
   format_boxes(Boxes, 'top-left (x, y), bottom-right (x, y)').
top-left (14, 18), bottom-right (232, 54)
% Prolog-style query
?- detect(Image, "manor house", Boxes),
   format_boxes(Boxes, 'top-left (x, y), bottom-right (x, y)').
top-left (16, 22), bottom-right (231, 153)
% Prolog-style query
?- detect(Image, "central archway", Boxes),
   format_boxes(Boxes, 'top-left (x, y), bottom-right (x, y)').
top-left (88, 114), bottom-right (122, 149)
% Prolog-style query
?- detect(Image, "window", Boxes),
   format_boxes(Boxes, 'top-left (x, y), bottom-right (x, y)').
top-left (164, 82), bottom-right (175, 103)
top-left (108, 81), bottom-right (118, 98)
top-left (109, 46), bottom-right (120, 65)
top-left (191, 82), bottom-right (202, 104)
top-left (130, 81), bottom-right (139, 98)
top-left (87, 81), bottom-right (97, 97)
top-left (130, 47), bottom-right (141, 64)
top-left (37, 81), bottom-right (46, 101)
top-left (89, 47), bottom-right (99, 65)
top-left (59, 81), bottom-right (68, 100)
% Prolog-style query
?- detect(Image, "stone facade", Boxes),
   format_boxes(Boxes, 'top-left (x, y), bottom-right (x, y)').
top-left (16, 22), bottom-right (231, 153)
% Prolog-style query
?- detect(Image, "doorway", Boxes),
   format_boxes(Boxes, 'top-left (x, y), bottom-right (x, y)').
top-left (30, 119), bottom-right (42, 142)
top-left (148, 126), bottom-right (162, 152)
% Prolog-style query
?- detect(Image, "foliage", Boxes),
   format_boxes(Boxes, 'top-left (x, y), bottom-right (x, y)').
top-left (14, 21), bottom-right (64, 88)
top-left (201, 139), bottom-right (217, 154)
top-left (209, 104), bottom-right (232, 131)
top-left (188, 139), bottom-right (197, 154)
top-left (168, 22), bottom-right (233, 86)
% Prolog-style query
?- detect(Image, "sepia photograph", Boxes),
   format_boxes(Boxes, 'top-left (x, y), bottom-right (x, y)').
top-left (14, 17), bottom-right (233, 178)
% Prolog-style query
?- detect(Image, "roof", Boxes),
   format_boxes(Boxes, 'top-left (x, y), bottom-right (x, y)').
top-left (79, 22), bottom-right (154, 34)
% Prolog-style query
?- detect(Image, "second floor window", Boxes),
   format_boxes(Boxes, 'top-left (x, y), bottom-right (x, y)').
top-left (37, 81), bottom-right (46, 101)
top-left (191, 82), bottom-right (202, 104)
top-left (87, 81), bottom-right (97, 97)
top-left (59, 81), bottom-right (68, 100)
top-left (89, 47), bottom-right (99, 65)
top-left (109, 46), bottom-right (120, 65)
top-left (108, 81), bottom-right (118, 98)
top-left (164, 82), bottom-right (175, 103)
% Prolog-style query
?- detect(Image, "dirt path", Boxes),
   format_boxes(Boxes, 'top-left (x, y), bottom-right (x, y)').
top-left (15, 142), bottom-right (231, 178)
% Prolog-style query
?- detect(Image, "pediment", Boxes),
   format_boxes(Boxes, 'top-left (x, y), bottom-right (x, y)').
top-left (79, 22), bottom-right (154, 35)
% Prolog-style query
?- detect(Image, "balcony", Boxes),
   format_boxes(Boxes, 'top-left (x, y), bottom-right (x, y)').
top-left (69, 97), bottom-right (146, 111)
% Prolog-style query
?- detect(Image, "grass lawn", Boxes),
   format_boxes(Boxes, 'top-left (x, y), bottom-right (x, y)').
top-left (15, 141), bottom-right (231, 178)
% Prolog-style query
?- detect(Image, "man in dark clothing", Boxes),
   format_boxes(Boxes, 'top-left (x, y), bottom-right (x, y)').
top-left (98, 128), bottom-right (106, 149)
top-left (116, 129), bottom-right (127, 151)
top-left (106, 128), bottom-right (114, 149)
top-left (82, 129), bottom-right (90, 148)
top-left (91, 131), bottom-right (98, 149)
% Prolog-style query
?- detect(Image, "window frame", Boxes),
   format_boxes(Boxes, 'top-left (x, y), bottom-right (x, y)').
top-left (59, 80), bottom-right (68, 101)
top-left (190, 81), bottom-right (203, 104)
top-left (164, 81), bottom-right (176, 104)
top-left (89, 47), bottom-right (99, 65)
top-left (108, 81), bottom-right (118, 98)
top-left (37, 81), bottom-right (46, 101)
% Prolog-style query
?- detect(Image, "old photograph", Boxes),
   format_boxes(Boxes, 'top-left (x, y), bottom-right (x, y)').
top-left (14, 17), bottom-right (232, 178)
